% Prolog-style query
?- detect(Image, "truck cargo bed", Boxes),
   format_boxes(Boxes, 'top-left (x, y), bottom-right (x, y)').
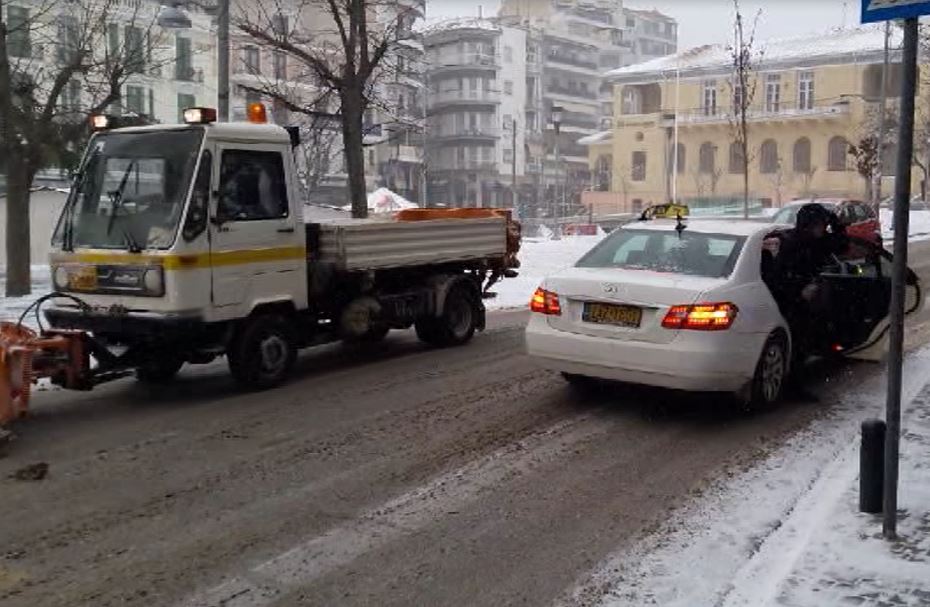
top-left (307, 217), bottom-right (507, 271)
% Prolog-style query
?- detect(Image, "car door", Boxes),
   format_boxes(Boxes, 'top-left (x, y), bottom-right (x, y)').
top-left (817, 238), bottom-right (922, 354)
top-left (209, 143), bottom-right (302, 310)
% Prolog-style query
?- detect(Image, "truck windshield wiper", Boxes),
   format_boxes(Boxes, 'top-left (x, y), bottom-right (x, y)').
top-left (122, 228), bottom-right (143, 253)
top-left (106, 160), bottom-right (136, 238)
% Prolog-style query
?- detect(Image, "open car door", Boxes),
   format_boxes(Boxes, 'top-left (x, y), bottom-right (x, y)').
top-left (817, 237), bottom-right (923, 358)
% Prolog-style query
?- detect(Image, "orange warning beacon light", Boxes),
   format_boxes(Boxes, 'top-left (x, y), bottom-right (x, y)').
top-left (247, 102), bottom-right (268, 124)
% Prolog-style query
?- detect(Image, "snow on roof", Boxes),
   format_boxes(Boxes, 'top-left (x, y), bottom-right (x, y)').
top-left (578, 130), bottom-right (612, 146)
top-left (625, 7), bottom-right (676, 22)
top-left (607, 26), bottom-right (901, 83)
top-left (422, 17), bottom-right (500, 38)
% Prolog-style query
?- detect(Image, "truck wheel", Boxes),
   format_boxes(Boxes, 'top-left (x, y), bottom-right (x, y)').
top-left (417, 284), bottom-right (478, 347)
top-left (228, 315), bottom-right (297, 390)
top-left (136, 358), bottom-right (184, 384)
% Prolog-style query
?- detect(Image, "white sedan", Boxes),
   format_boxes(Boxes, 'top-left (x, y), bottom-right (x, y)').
top-left (525, 219), bottom-right (922, 407)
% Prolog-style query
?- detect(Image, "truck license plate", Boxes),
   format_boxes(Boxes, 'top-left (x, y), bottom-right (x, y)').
top-left (69, 267), bottom-right (98, 291)
top-left (583, 302), bottom-right (642, 328)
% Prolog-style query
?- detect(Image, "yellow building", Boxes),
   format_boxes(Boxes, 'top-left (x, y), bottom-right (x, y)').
top-left (583, 27), bottom-right (919, 216)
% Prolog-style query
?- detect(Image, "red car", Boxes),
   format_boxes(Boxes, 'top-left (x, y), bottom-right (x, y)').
top-left (771, 199), bottom-right (882, 245)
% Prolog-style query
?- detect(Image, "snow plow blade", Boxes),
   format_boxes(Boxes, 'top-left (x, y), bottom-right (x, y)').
top-left (0, 322), bottom-right (91, 428)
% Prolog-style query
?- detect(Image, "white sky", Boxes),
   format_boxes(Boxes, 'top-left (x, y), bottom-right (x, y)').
top-left (427, 1), bottom-right (853, 49)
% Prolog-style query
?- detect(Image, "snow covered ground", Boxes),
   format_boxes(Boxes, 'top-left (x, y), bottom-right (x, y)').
top-left (0, 266), bottom-right (51, 326)
top-left (881, 208), bottom-right (930, 242)
top-left (562, 344), bottom-right (930, 607)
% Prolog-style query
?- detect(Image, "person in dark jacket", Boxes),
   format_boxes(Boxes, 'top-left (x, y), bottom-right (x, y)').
top-left (765, 203), bottom-right (850, 371)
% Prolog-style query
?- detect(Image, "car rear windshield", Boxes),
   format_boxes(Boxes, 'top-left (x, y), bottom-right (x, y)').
top-left (576, 229), bottom-right (746, 278)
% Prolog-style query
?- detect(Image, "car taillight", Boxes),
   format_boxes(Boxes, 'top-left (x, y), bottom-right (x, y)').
top-left (530, 287), bottom-right (562, 316)
top-left (662, 302), bottom-right (738, 331)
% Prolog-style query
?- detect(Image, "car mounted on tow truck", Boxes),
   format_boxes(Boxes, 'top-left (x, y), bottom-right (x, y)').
top-left (0, 105), bottom-right (521, 429)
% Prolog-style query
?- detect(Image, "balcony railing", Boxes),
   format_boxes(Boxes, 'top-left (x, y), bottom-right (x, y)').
top-left (430, 88), bottom-right (501, 105)
top-left (433, 159), bottom-right (499, 171)
top-left (546, 84), bottom-right (596, 100)
top-left (546, 52), bottom-right (599, 71)
top-left (432, 52), bottom-right (499, 71)
top-left (669, 102), bottom-right (851, 124)
top-left (433, 126), bottom-right (500, 140)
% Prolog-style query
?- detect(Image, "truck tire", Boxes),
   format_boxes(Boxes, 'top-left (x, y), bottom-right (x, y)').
top-left (416, 284), bottom-right (478, 347)
top-left (228, 314), bottom-right (297, 390)
top-left (136, 357), bottom-right (184, 384)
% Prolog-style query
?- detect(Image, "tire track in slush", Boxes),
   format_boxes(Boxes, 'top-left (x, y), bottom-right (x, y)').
top-left (176, 412), bottom-right (608, 607)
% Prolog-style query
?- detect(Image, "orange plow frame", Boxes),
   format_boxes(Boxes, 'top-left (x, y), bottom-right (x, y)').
top-left (0, 322), bottom-right (90, 428)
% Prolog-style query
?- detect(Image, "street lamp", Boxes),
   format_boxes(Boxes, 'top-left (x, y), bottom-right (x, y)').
top-left (551, 105), bottom-right (564, 222)
top-left (157, 1), bottom-right (231, 122)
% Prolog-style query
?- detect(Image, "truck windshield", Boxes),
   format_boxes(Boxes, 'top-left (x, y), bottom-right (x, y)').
top-left (53, 129), bottom-right (204, 251)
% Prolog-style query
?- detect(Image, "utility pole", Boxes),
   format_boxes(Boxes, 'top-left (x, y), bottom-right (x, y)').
top-left (884, 17), bottom-right (919, 541)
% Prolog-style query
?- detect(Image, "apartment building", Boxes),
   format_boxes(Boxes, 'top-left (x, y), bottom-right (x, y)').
top-left (496, 0), bottom-right (676, 217)
top-left (423, 18), bottom-right (528, 208)
top-left (3, 0), bottom-right (216, 127)
top-left (584, 27), bottom-right (916, 216)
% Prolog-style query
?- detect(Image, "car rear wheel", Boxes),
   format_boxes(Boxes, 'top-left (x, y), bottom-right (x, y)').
top-left (747, 334), bottom-right (788, 408)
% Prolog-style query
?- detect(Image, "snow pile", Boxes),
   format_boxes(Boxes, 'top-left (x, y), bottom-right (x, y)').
top-left (881, 208), bottom-right (930, 242)
top-left (342, 188), bottom-right (419, 214)
top-left (487, 234), bottom-right (605, 310)
top-left (0, 266), bottom-right (52, 326)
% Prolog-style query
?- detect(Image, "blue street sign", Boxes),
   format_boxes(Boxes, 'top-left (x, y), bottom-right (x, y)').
top-left (862, 0), bottom-right (930, 23)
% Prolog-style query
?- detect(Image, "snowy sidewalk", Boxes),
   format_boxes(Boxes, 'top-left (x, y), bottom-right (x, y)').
top-left (725, 386), bottom-right (930, 607)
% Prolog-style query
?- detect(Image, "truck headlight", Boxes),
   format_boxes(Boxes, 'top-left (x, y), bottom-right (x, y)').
top-left (53, 266), bottom-right (69, 290)
top-left (143, 267), bottom-right (165, 296)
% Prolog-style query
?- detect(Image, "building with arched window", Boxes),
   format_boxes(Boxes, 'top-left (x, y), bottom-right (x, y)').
top-left (582, 27), bottom-right (926, 215)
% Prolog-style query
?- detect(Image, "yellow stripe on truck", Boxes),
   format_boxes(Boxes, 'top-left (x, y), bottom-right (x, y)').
top-left (50, 246), bottom-right (306, 270)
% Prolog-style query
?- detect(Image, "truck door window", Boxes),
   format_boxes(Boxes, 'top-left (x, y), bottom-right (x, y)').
top-left (218, 150), bottom-right (288, 222)
top-left (183, 150), bottom-right (211, 241)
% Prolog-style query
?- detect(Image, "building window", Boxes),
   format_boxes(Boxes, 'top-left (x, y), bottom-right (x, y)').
top-left (732, 82), bottom-right (744, 112)
top-left (7, 6), bottom-right (31, 58)
top-left (828, 136), bottom-right (850, 171)
top-left (177, 93), bottom-right (196, 122)
top-left (793, 137), bottom-right (811, 173)
top-left (175, 36), bottom-right (194, 80)
top-left (760, 139), bottom-right (779, 174)
top-left (729, 143), bottom-right (746, 174)
top-left (244, 46), bottom-right (261, 74)
top-left (61, 79), bottom-right (82, 112)
top-left (702, 80), bottom-right (717, 116)
top-left (504, 45), bottom-right (513, 63)
top-left (126, 85), bottom-right (146, 116)
top-left (632, 151), bottom-right (647, 181)
top-left (273, 51), bottom-right (287, 80)
top-left (699, 142), bottom-right (716, 174)
top-left (798, 71), bottom-right (815, 111)
top-left (125, 25), bottom-right (147, 73)
top-left (631, 198), bottom-right (643, 213)
top-left (57, 16), bottom-right (80, 64)
top-left (622, 87), bottom-right (641, 114)
top-left (765, 74), bottom-right (781, 113)
top-left (504, 80), bottom-right (513, 95)
top-left (271, 13), bottom-right (289, 36)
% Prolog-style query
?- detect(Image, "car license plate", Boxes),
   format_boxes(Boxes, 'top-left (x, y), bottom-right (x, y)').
top-left (583, 302), bottom-right (642, 328)
top-left (69, 266), bottom-right (98, 291)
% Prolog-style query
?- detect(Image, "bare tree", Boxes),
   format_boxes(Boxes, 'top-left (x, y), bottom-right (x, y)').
top-left (1, 0), bottom-right (164, 296)
top-left (727, 0), bottom-right (762, 218)
top-left (235, 0), bottom-right (421, 218)
top-left (799, 165), bottom-right (818, 198)
top-left (763, 155), bottom-right (790, 207)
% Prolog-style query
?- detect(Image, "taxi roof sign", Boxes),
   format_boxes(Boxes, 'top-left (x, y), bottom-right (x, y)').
top-left (861, 0), bottom-right (930, 23)
top-left (639, 203), bottom-right (690, 221)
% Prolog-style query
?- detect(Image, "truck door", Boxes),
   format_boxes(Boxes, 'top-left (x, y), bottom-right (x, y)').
top-left (209, 143), bottom-right (303, 311)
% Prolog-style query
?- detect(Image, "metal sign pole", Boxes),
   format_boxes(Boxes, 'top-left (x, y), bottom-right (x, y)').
top-left (883, 17), bottom-right (919, 540)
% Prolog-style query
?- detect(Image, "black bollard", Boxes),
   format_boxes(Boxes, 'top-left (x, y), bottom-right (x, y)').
top-left (860, 418), bottom-right (886, 514)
